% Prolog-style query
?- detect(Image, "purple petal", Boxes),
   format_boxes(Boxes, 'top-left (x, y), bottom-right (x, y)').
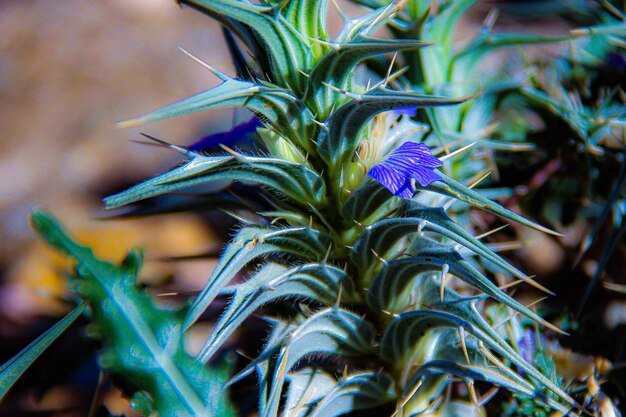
top-left (411, 166), bottom-right (441, 187)
top-left (518, 329), bottom-right (536, 364)
top-left (395, 107), bottom-right (417, 117)
top-left (388, 142), bottom-right (442, 169)
top-left (368, 164), bottom-right (414, 199)
top-left (368, 142), bottom-right (441, 199)
top-left (608, 52), bottom-right (626, 72)
top-left (189, 117), bottom-right (261, 152)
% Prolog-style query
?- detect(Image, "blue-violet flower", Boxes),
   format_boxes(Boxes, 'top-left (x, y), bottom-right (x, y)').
top-left (188, 117), bottom-right (261, 152)
top-left (368, 142), bottom-right (442, 199)
top-left (395, 107), bottom-right (417, 117)
top-left (518, 329), bottom-right (536, 365)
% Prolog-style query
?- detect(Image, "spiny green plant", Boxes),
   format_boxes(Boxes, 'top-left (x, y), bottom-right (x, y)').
top-left (2, 1), bottom-right (622, 416)
top-left (102, 0), bottom-right (585, 415)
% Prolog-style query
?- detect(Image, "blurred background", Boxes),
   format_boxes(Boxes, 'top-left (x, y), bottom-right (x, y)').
top-left (1, 0), bottom-right (624, 415)
top-left (0, 1), bottom-right (237, 414)
top-left (0, 0), bottom-right (236, 317)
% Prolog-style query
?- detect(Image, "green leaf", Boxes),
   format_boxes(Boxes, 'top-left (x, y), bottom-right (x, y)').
top-left (317, 88), bottom-right (466, 169)
top-left (571, 21), bottom-right (626, 37)
top-left (403, 361), bottom-right (572, 415)
top-left (226, 318), bottom-right (297, 415)
top-left (451, 31), bottom-right (573, 92)
top-left (104, 154), bottom-right (326, 209)
top-left (30, 210), bottom-right (235, 417)
top-left (308, 372), bottom-right (396, 417)
top-left (382, 312), bottom-right (575, 414)
top-left (401, 0), bottom-right (477, 86)
top-left (185, 225), bottom-right (333, 332)
top-left (281, 0), bottom-right (329, 58)
top-left (419, 275), bottom-right (577, 409)
top-left (351, 205), bottom-right (546, 294)
top-left (118, 77), bottom-right (312, 143)
top-left (346, 0), bottom-right (388, 9)
top-left (284, 368), bottom-right (337, 417)
top-left (0, 303), bottom-right (86, 403)
top-left (247, 308), bottom-right (377, 417)
top-left (106, 193), bottom-right (252, 218)
top-left (196, 262), bottom-right (349, 363)
top-left (180, 0), bottom-right (312, 90)
top-left (306, 37), bottom-right (430, 117)
top-left (366, 245), bottom-right (555, 331)
top-left (335, 3), bottom-right (404, 43)
top-left (118, 78), bottom-right (265, 127)
top-left (342, 181), bottom-right (399, 224)
top-left (369, 259), bottom-right (574, 408)
top-left (520, 86), bottom-right (592, 141)
top-left (426, 174), bottom-right (561, 236)
top-left (380, 310), bottom-right (470, 363)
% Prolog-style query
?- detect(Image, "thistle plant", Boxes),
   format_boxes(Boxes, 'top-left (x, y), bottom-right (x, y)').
top-left (102, 0), bottom-right (582, 414)
top-left (2, 1), bottom-right (623, 416)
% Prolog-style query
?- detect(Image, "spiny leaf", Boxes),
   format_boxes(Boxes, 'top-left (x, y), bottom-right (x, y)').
top-left (380, 310), bottom-right (469, 364)
top-left (104, 192), bottom-right (253, 218)
top-left (0, 303), bottom-right (86, 403)
top-left (406, 204), bottom-right (550, 290)
top-left (571, 21), bottom-right (626, 37)
top-left (335, 2), bottom-right (405, 43)
top-left (306, 37), bottom-right (430, 117)
top-left (351, 205), bottom-right (544, 293)
top-left (308, 372), bottom-right (396, 417)
top-left (457, 32), bottom-right (573, 67)
top-left (381, 311), bottom-right (575, 413)
top-left (118, 77), bottom-right (312, 142)
top-left (180, 0), bottom-right (312, 90)
top-left (419, 275), bottom-right (577, 409)
top-left (246, 308), bottom-right (377, 417)
top-left (318, 89), bottom-right (466, 168)
top-left (185, 225), bottom-right (333, 332)
top-left (282, 0), bottom-right (329, 58)
top-left (425, 173), bottom-right (561, 236)
top-left (366, 243), bottom-right (557, 332)
top-left (519, 86), bottom-right (592, 140)
top-left (196, 262), bottom-right (349, 363)
top-left (342, 181), bottom-right (399, 224)
top-left (228, 318), bottom-right (298, 406)
top-left (403, 361), bottom-right (572, 415)
top-left (104, 154), bottom-right (326, 209)
top-left (380, 268), bottom-right (571, 407)
top-left (284, 368), bottom-right (337, 417)
top-left (119, 78), bottom-right (266, 127)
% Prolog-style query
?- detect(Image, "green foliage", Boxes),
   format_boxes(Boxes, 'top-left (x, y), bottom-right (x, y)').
top-left (101, 0), bottom-right (600, 416)
top-left (28, 210), bottom-right (235, 417)
top-left (0, 303), bottom-right (86, 402)
top-left (502, 326), bottom-right (565, 417)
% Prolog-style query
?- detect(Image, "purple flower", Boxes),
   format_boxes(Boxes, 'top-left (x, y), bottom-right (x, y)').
top-left (607, 52), bottom-right (626, 72)
top-left (368, 142), bottom-right (442, 199)
top-left (395, 107), bottom-right (417, 117)
top-left (518, 329), bottom-right (536, 365)
top-left (188, 117), bottom-right (261, 152)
